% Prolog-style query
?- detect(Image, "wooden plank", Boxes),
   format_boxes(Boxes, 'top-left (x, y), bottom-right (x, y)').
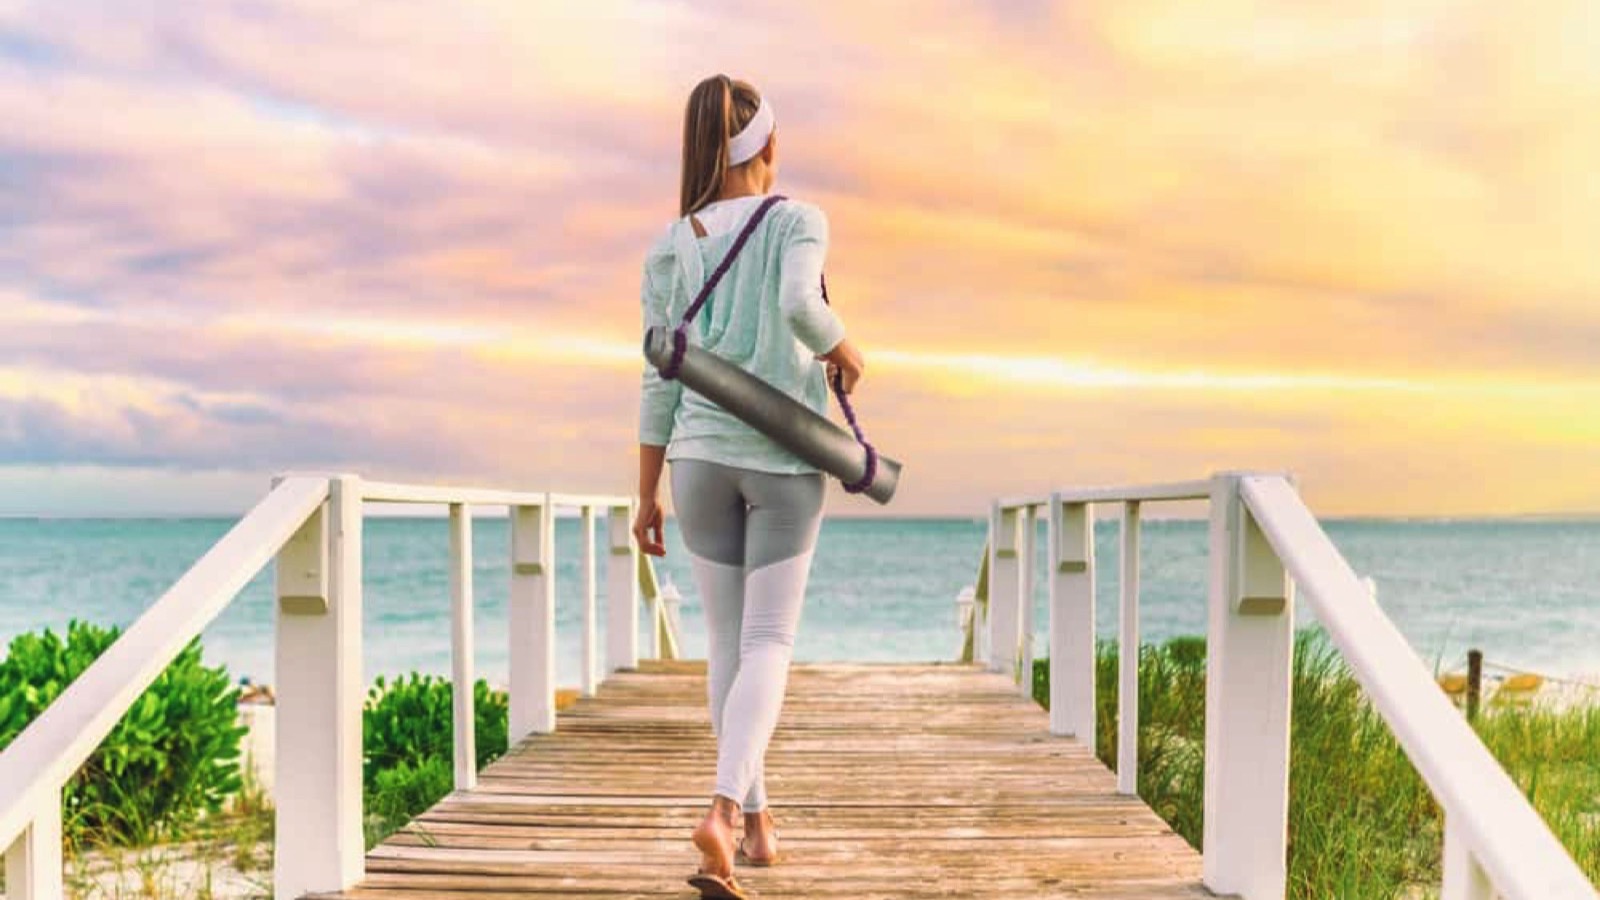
top-left (311, 662), bottom-right (1209, 899)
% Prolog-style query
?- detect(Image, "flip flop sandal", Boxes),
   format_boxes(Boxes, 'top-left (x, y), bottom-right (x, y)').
top-left (736, 834), bottom-right (780, 867)
top-left (687, 869), bottom-right (751, 899)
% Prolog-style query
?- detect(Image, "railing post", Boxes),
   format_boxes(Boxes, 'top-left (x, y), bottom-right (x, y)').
top-left (274, 474), bottom-right (363, 900)
top-left (657, 578), bottom-right (683, 661)
top-left (1443, 817), bottom-right (1494, 900)
top-left (509, 499), bottom-right (556, 739)
top-left (580, 504), bottom-right (598, 696)
top-left (955, 585), bottom-right (977, 662)
top-left (1202, 472), bottom-right (1293, 899)
top-left (448, 502), bottom-right (476, 791)
top-left (1047, 493), bottom-right (1095, 741)
top-left (606, 502), bottom-right (640, 674)
top-left (987, 502), bottom-right (1022, 677)
top-left (1018, 504), bottom-right (1038, 697)
top-left (1118, 500), bottom-right (1141, 795)
top-left (638, 552), bottom-right (661, 660)
top-left (969, 539), bottom-right (992, 666)
top-left (3, 800), bottom-right (62, 900)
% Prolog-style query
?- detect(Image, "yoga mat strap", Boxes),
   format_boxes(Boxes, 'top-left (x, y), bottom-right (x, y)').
top-left (651, 195), bottom-right (890, 500)
top-left (832, 366), bottom-right (877, 494)
top-left (659, 194), bottom-right (787, 382)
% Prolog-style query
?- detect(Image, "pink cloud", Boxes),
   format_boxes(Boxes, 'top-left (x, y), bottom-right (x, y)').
top-left (1, 0), bottom-right (1597, 514)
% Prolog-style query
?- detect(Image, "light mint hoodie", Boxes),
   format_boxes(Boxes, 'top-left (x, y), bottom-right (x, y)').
top-left (638, 196), bottom-right (847, 475)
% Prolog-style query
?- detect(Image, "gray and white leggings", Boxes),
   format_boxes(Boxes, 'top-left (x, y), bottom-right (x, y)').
top-left (670, 458), bottom-right (825, 812)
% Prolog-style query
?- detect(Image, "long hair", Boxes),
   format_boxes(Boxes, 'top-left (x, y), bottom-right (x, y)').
top-left (680, 75), bottom-right (762, 217)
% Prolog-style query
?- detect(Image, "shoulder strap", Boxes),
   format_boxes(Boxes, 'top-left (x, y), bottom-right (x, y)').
top-left (676, 194), bottom-right (785, 331)
top-left (660, 194), bottom-right (786, 379)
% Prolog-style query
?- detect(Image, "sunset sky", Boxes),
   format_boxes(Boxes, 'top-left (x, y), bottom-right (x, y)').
top-left (2, 1), bottom-right (1597, 517)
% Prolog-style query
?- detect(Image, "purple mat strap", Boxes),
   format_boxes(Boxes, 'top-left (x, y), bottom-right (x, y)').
top-left (831, 367), bottom-right (877, 494)
top-left (819, 271), bottom-right (876, 494)
top-left (660, 196), bottom-right (878, 493)
top-left (661, 194), bottom-right (787, 381)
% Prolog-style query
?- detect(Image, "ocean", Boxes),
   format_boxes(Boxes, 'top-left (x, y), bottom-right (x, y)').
top-left (2, 516), bottom-right (1597, 686)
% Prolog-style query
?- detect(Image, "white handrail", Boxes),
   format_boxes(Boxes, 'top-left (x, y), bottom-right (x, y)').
top-left (997, 479), bottom-right (1210, 510)
top-left (2, 472), bottom-right (659, 900)
top-left (977, 471), bottom-right (1597, 900)
top-left (1240, 474), bottom-right (1595, 900)
top-left (0, 475), bottom-right (330, 850)
top-left (361, 479), bottom-right (630, 510)
top-left (361, 479), bottom-right (550, 507)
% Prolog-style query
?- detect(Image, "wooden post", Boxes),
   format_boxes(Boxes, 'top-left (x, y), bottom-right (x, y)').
top-left (606, 502), bottom-right (640, 674)
top-left (987, 503), bottom-right (1022, 677)
top-left (1117, 501), bottom-right (1141, 795)
top-left (1018, 504), bottom-right (1038, 697)
top-left (274, 474), bottom-right (364, 900)
top-left (509, 500), bottom-right (556, 739)
top-left (1466, 649), bottom-right (1483, 722)
top-left (1201, 472), bottom-right (1293, 899)
top-left (3, 800), bottom-right (62, 900)
top-left (448, 503), bottom-right (476, 791)
top-left (580, 505), bottom-right (598, 696)
top-left (1047, 494), bottom-right (1095, 741)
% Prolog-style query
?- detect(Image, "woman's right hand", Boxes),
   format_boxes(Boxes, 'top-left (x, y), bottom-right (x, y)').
top-left (633, 494), bottom-right (667, 557)
top-left (820, 338), bottom-right (865, 394)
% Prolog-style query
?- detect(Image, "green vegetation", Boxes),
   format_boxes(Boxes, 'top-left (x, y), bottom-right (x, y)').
top-left (7, 619), bottom-right (1593, 898)
top-left (1474, 701), bottom-right (1600, 874)
top-left (361, 673), bottom-right (509, 846)
top-left (1033, 632), bottom-right (1600, 898)
top-left (0, 620), bottom-right (512, 893)
top-left (0, 620), bottom-right (246, 847)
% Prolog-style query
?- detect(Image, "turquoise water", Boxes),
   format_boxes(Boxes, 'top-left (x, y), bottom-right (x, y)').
top-left (1, 516), bottom-right (1597, 685)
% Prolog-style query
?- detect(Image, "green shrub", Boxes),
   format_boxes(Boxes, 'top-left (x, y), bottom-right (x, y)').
top-left (364, 755), bottom-right (454, 848)
top-left (362, 673), bottom-right (508, 790)
top-left (1033, 631), bottom-right (1599, 898)
top-left (0, 620), bottom-right (245, 846)
top-left (361, 672), bottom-right (509, 846)
top-left (1475, 703), bottom-right (1600, 880)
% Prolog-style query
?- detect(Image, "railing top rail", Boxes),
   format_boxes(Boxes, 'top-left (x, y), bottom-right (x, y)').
top-left (546, 492), bottom-right (635, 510)
top-left (1240, 474), bottom-right (1596, 900)
top-left (0, 475), bottom-right (331, 849)
top-left (996, 478), bottom-right (1211, 511)
top-left (359, 479), bottom-right (632, 509)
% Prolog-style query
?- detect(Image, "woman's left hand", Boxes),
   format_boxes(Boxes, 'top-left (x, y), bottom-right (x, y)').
top-left (633, 495), bottom-right (667, 557)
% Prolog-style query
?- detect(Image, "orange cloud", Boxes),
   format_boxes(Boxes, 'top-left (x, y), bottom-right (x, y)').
top-left (0, 1), bottom-right (1596, 515)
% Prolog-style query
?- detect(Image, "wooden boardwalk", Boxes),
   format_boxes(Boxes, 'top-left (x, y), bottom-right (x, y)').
top-left (313, 660), bottom-right (1210, 899)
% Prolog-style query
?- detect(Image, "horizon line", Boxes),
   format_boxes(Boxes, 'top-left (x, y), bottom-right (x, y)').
top-left (4, 510), bottom-right (1599, 524)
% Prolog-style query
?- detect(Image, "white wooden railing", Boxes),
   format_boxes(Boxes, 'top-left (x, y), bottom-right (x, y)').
top-left (964, 471), bottom-right (1596, 900)
top-left (0, 471), bottom-right (677, 900)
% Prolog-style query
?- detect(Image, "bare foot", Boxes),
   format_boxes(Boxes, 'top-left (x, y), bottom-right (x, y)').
top-left (741, 808), bottom-right (778, 864)
top-left (692, 796), bottom-right (740, 879)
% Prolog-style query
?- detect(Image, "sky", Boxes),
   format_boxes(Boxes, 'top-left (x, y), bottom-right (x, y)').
top-left (1, 1), bottom-right (1597, 518)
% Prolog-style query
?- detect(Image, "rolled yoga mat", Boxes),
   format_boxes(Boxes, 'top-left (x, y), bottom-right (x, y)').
top-left (644, 325), bottom-right (902, 505)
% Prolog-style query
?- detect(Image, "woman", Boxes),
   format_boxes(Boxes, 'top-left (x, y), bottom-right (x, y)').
top-left (632, 73), bottom-right (866, 899)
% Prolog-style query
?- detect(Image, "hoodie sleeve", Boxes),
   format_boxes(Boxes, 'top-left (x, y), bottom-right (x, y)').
top-left (638, 259), bottom-right (682, 446)
top-left (778, 203), bottom-right (847, 355)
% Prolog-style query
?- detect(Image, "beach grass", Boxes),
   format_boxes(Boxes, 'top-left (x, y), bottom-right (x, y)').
top-left (1033, 631), bottom-right (1600, 898)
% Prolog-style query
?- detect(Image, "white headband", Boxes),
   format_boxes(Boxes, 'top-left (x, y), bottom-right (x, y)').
top-left (727, 96), bottom-right (775, 165)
